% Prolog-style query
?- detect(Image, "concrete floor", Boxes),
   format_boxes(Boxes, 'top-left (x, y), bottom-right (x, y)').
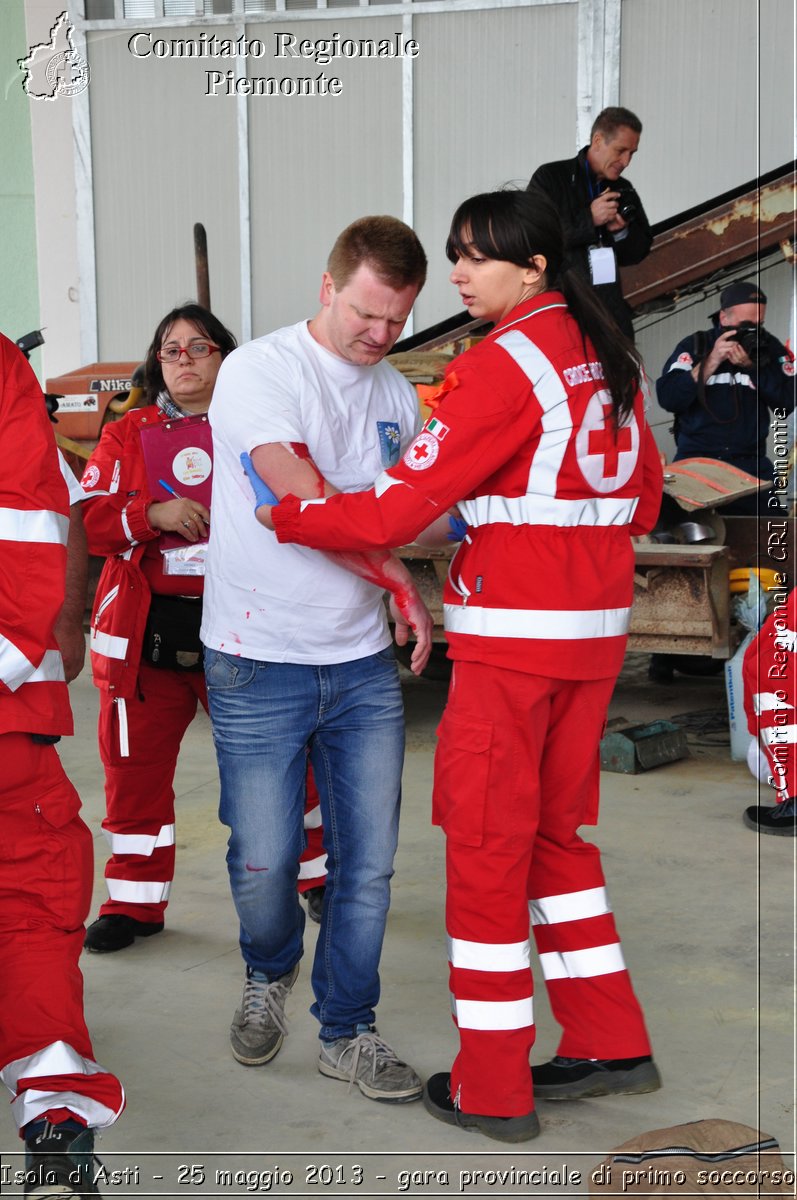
top-left (6, 650), bottom-right (795, 1196)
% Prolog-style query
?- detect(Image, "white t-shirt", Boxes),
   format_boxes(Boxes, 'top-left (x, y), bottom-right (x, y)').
top-left (201, 320), bottom-right (420, 664)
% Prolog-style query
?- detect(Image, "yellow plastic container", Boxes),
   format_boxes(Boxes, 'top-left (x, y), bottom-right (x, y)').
top-left (728, 567), bottom-right (780, 594)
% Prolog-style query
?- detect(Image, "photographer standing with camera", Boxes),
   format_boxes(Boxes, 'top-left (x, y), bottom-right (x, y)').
top-left (528, 106), bottom-right (652, 340)
top-left (656, 281), bottom-right (796, 515)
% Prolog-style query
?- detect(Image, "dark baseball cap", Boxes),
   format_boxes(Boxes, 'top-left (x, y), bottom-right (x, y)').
top-left (718, 281), bottom-right (767, 309)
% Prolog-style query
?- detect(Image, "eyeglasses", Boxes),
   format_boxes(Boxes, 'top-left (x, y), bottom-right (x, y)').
top-left (157, 341), bottom-right (220, 363)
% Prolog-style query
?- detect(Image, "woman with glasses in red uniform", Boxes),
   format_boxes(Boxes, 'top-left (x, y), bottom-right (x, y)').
top-left (80, 304), bottom-right (236, 952)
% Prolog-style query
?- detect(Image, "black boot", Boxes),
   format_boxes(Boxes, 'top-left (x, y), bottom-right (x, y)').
top-left (743, 797), bottom-right (797, 836)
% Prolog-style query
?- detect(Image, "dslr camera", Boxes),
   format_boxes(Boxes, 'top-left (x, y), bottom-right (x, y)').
top-left (617, 188), bottom-right (640, 223)
top-left (726, 321), bottom-right (774, 368)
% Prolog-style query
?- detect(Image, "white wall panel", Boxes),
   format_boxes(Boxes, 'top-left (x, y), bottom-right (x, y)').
top-left (620, 0), bottom-right (794, 224)
top-left (247, 17), bottom-right (405, 337)
top-left (413, 3), bottom-right (578, 327)
top-left (88, 29), bottom-right (242, 359)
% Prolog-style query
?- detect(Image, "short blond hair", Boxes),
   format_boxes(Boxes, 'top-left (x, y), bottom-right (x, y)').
top-left (327, 216), bottom-right (427, 292)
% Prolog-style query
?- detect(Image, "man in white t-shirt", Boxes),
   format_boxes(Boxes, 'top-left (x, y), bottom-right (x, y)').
top-left (202, 216), bottom-right (432, 1103)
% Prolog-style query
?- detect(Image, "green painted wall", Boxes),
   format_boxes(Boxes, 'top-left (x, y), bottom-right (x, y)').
top-left (0, 0), bottom-right (40, 367)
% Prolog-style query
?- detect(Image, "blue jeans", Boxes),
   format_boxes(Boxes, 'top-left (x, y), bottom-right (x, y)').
top-left (204, 646), bottom-right (405, 1041)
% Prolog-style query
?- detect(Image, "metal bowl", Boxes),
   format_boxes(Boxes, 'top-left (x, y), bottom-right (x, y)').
top-left (673, 521), bottom-right (716, 544)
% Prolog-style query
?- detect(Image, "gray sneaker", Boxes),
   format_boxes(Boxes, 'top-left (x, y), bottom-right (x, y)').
top-left (318, 1028), bottom-right (423, 1103)
top-left (230, 964), bottom-right (299, 1065)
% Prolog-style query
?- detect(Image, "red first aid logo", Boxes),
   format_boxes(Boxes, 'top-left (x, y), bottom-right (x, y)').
top-left (403, 432), bottom-right (439, 471)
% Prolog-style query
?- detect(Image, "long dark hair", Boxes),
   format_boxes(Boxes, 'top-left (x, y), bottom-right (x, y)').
top-left (143, 302), bottom-right (237, 404)
top-left (445, 190), bottom-right (642, 426)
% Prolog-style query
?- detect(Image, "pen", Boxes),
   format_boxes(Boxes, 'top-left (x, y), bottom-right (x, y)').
top-left (158, 478), bottom-right (183, 499)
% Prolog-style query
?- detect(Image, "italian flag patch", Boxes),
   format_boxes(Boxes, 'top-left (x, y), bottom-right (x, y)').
top-left (426, 417), bottom-right (450, 441)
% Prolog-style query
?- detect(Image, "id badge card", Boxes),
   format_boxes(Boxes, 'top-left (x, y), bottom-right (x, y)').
top-left (589, 245), bottom-right (617, 285)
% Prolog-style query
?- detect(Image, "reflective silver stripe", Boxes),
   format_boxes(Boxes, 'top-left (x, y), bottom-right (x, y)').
top-left (374, 470), bottom-right (405, 498)
top-left (444, 604), bottom-right (631, 640)
top-left (58, 450), bottom-right (88, 504)
top-left (706, 371), bottom-right (753, 387)
top-left (754, 692), bottom-right (793, 715)
top-left (762, 724), bottom-right (797, 746)
top-left (0, 639), bottom-right (37, 693)
top-left (448, 936), bottom-right (530, 973)
top-left (458, 493), bottom-right (638, 528)
top-left (91, 627), bottom-right (129, 660)
top-left (2, 1041), bottom-right (123, 1130)
top-left (495, 330), bottom-right (571, 499)
top-left (11, 1088), bottom-right (122, 1132)
top-left (452, 996), bottom-right (534, 1031)
top-left (117, 698), bottom-right (129, 758)
top-left (538, 942), bottom-right (626, 980)
top-left (103, 824), bottom-right (175, 856)
top-left (1, 644), bottom-right (65, 693)
top-left (0, 506), bottom-right (68, 545)
top-left (121, 504), bottom-right (137, 546)
top-left (1, 1040), bottom-right (95, 1089)
top-left (298, 853), bottom-right (327, 880)
top-left (106, 879), bottom-right (171, 903)
top-left (667, 359), bottom-right (692, 373)
top-left (303, 803), bottom-right (322, 830)
top-left (27, 649), bottom-right (66, 685)
top-left (530, 886), bottom-right (611, 926)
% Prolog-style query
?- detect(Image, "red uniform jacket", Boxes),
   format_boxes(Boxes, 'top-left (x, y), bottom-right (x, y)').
top-left (0, 335), bottom-right (72, 735)
top-left (273, 292), bottom-right (663, 680)
top-left (80, 406), bottom-right (166, 700)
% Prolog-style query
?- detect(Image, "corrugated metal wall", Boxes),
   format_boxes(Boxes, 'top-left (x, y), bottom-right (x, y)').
top-left (247, 16), bottom-right (405, 338)
top-left (88, 30), bottom-right (242, 355)
top-left (620, 0), bottom-right (793, 222)
top-left (412, 2), bottom-right (578, 326)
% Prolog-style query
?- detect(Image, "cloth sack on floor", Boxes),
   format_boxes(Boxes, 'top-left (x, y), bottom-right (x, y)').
top-left (589, 1119), bottom-right (795, 1198)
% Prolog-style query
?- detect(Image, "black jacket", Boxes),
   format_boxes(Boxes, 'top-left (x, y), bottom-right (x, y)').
top-left (656, 323), bottom-right (796, 474)
top-left (528, 147), bottom-right (652, 339)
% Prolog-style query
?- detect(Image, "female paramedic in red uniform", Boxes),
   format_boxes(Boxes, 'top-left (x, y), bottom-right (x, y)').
top-left (80, 304), bottom-right (327, 954)
top-left (251, 190), bottom-right (664, 1141)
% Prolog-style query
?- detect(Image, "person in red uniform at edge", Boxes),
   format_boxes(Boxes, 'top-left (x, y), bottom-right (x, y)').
top-left (81, 304), bottom-right (327, 954)
top-left (0, 334), bottom-right (125, 1194)
top-left (248, 190), bottom-right (665, 1141)
top-left (742, 586), bottom-right (797, 836)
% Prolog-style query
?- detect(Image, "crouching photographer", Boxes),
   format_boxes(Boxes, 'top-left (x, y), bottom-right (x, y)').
top-left (656, 281), bottom-right (796, 515)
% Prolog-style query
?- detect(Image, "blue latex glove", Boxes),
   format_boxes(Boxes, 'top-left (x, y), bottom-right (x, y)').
top-left (240, 451), bottom-right (279, 509)
top-left (447, 515), bottom-right (468, 542)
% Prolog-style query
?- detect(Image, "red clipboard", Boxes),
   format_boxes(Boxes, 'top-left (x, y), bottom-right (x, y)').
top-left (139, 414), bottom-right (214, 550)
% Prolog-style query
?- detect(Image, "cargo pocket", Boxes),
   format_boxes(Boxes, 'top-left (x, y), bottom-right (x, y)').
top-left (33, 774), bottom-right (92, 928)
top-left (432, 713), bottom-right (493, 847)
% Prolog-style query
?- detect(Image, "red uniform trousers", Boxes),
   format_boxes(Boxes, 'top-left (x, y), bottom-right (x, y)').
top-left (297, 764), bottom-right (327, 893)
top-left (0, 734), bottom-right (125, 1132)
top-left (98, 664), bottom-right (327, 922)
top-left (433, 661), bottom-right (652, 1119)
top-left (98, 662), bottom-right (208, 924)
